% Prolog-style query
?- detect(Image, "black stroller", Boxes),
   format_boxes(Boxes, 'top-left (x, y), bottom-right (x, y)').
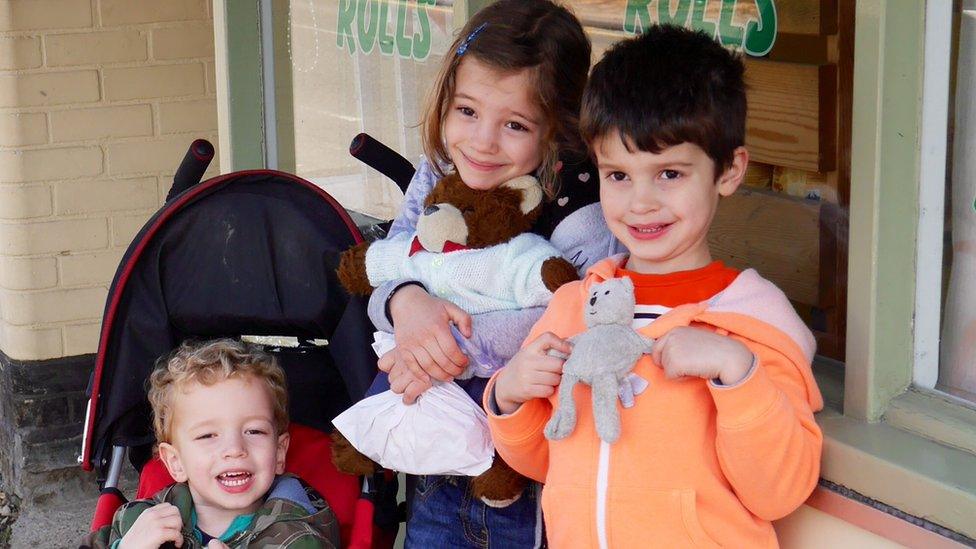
top-left (81, 136), bottom-right (415, 547)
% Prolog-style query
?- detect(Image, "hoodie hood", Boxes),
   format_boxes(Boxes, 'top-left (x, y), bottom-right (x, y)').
top-left (584, 255), bottom-right (823, 410)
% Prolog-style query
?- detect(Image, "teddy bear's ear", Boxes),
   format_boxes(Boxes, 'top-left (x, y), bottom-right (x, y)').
top-left (619, 276), bottom-right (635, 293)
top-left (501, 175), bottom-right (543, 214)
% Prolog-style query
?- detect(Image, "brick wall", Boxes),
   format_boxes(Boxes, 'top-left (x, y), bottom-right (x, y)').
top-left (0, 0), bottom-right (220, 500)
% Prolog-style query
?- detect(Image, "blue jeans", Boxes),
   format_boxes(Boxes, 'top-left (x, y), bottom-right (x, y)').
top-left (405, 475), bottom-right (541, 548)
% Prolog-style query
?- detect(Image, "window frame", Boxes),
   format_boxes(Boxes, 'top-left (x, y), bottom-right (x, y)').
top-left (822, 0), bottom-right (976, 537)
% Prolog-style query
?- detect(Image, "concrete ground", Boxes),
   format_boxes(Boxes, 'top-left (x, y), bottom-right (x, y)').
top-left (8, 471), bottom-right (136, 548)
top-left (10, 494), bottom-right (99, 548)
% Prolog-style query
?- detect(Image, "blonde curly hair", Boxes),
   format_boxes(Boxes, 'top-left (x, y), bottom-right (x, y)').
top-left (148, 338), bottom-right (288, 443)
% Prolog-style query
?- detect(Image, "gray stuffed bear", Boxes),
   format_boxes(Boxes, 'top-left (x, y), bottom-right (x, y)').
top-left (544, 277), bottom-right (655, 444)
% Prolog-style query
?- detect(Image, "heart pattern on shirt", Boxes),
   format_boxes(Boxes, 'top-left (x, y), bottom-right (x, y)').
top-left (578, 172), bottom-right (591, 182)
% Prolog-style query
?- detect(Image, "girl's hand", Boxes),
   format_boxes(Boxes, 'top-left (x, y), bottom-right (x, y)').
top-left (389, 284), bottom-right (472, 382)
top-left (651, 327), bottom-right (753, 385)
top-left (117, 503), bottom-right (184, 549)
top-left (379, 350), bottom-right (433, 404)
top-left (494, 332), bottom-right (572, 415)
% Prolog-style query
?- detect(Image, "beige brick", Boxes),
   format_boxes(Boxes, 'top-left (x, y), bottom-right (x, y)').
top-left (1, 286), bottom-right (107, 325)
top-left (0, 113), bottom-right (48, 147)
top-left (0, 36), bottom-right (42, 70)
top-left (159, 99), bottom-right (216, 134)
top-left (0, 0), bottom-right (92, 32)
top-left (0, 186), bottom-right (52, 219)
top-left (100, 0), bottom-right (207, 26)
top-left (0, 71), bottom-right (100, 108)
top-left (0, 323), bottom-right (63, 360)
top-left (152, 23), bottom-right (214, 60)
top-left (0, 256), bottom-right (58, 290)
top-left (0, 147), bottom-right (102, 183)
top-left (0, 218), bottom-right (107, 255)
top-left (111, 213), bottom-right (151, 246)
top-left (54, 177), bottom-right (157, 215)
top-left (59, 249), bottom-right (123, 287)
top-left (63, 321), bottom-right (102, 356)
top-left (104, 64), bottom-right (205, 101)
top-left (46, 30), bottom-right (147, 67)
top-left (106, 136), bottom-right (199, 175)
top-left (50, 104), bottom-right (152, 142)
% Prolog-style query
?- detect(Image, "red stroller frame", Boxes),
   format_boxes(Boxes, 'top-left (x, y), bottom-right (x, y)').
top-left (81, 137), bottom-right (414, 547)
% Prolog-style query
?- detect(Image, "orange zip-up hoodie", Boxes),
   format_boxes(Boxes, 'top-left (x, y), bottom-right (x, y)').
top-left (485, 256), bottom-right (823, 548)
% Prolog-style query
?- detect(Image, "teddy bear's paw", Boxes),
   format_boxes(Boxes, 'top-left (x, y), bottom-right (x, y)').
top-left (595, 424), bottom-right (621, 445)
top-left (480, 494), bottom-right (523, 508)
top-left (329, 431), bottom-right (380, 476)
top-left (471, 460), bottom-right (529, 508)
top-left (337, 242), bottom-right (374, 296)
top-left (544, 412), bottom-right (574, 440)
top-left (541, 257), bottom-right (580, 292)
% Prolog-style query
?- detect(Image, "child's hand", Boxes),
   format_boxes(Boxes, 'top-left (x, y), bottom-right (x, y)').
top-left (494, 332), bottom-right (572, 415)
top-left (379, 349), bottom-right (433, 404)
top-left (389, 284), bottom-right (472, 382)
top-left (651, 327), bottom-right (753, 385)
top-left (117, 503), bottom-right (184, 549)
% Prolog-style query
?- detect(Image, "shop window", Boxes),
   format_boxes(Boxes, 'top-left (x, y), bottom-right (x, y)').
top-left (939, 4), bottom-right (976, 405)
top-left (280, 0), bottom-right (453, 219)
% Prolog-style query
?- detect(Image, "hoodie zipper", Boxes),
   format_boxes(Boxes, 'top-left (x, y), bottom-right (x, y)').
top-left (596, 440), bottom-right (611, 549)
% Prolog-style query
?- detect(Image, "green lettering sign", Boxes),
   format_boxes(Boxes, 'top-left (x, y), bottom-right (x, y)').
top-left (743, 0), bottom-right (777, 56)
top-left (335, 0), bottom-right (434, 61)
top-left (718, 0), bottom-right (744, 47)
top-left (377, 1), bottom-right (395, 55)
top-left (336, 0), bottom-right (356, 54)
top-left (356, 0), bottom-right (379, 55)
top-left (395, 0), bottom-right (412, 58)
top-left (623, 0), bottom-right (777, 57)
top-left (690, 0), bottom-right (717, 38)
top-left (658, 0), bottom-right (690, 27)
top-left (624, 0), bottom-right (653, 34)
top-left (413, 0), bottom-right (435, 61)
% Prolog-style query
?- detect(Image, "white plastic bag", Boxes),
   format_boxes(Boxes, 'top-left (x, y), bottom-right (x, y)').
top-left (331, 332), bottom-right (495, 476)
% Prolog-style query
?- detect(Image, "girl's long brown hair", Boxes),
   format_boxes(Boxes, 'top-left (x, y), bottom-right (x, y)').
top-left (421, 0), bottom-right (591, 198)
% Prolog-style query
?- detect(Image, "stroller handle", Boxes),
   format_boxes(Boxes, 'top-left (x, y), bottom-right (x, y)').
top-left (349, 133), bottom-right (415, 194)
top-left (167, 139), bottom-right (216, 202)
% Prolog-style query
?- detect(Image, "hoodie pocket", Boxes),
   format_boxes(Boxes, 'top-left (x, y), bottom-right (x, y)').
top-left (540, 483), bottom-right (596, 548)
top-left (608, 488), bottom-right (722, 548)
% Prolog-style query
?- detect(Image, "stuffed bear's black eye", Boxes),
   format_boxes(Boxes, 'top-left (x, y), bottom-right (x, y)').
top-left (604, 290), bottom-right (610, 295)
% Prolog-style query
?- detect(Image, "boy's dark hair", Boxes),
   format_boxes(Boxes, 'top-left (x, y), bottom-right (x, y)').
top-left (423, 0), bottom-right (591, 196)
top-left (580, 25), bottom-right (746, 174)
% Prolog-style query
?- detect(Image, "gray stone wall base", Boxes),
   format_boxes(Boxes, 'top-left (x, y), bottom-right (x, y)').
top-left (0, 351), bottom-right (96, 505)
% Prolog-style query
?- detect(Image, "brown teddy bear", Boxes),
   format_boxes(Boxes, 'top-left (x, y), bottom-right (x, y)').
top-left (332, 172), bottom-right (578, 506)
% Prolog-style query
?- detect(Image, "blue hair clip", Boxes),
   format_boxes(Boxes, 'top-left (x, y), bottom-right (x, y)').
top-left (456, 22), bottom-right (488, 56)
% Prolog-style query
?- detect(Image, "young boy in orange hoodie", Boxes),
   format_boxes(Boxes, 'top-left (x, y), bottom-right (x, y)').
top-left (485, 25), bottom-right (824, 548)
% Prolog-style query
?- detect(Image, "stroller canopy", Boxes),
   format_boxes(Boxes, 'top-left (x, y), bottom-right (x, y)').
top-left (83, 170), bottom-right (377, 474)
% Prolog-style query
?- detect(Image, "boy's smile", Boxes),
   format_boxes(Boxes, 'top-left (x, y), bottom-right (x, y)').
top-left (596, 135), bottom-right (747, 274)
top-left (443, 57), bottom-right (548, 190)
top-left (158, 375), bottom-right (289, 536)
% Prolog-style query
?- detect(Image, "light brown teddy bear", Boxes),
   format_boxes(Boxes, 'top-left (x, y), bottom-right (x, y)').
top-left (332, 172), bottom-right (578, 505)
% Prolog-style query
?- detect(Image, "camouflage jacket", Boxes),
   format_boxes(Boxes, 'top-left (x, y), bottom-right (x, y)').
top-left (81, 474), bottom-right (340, 548)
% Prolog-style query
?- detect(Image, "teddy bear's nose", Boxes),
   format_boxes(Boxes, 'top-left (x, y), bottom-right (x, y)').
top-left (589, 296), bottom-right (597, 306)
top-left (424, 205), bottom-right (440, 216)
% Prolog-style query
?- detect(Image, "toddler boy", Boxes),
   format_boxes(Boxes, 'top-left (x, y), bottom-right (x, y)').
top-left (86, 339), bottom-right (339, 548)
